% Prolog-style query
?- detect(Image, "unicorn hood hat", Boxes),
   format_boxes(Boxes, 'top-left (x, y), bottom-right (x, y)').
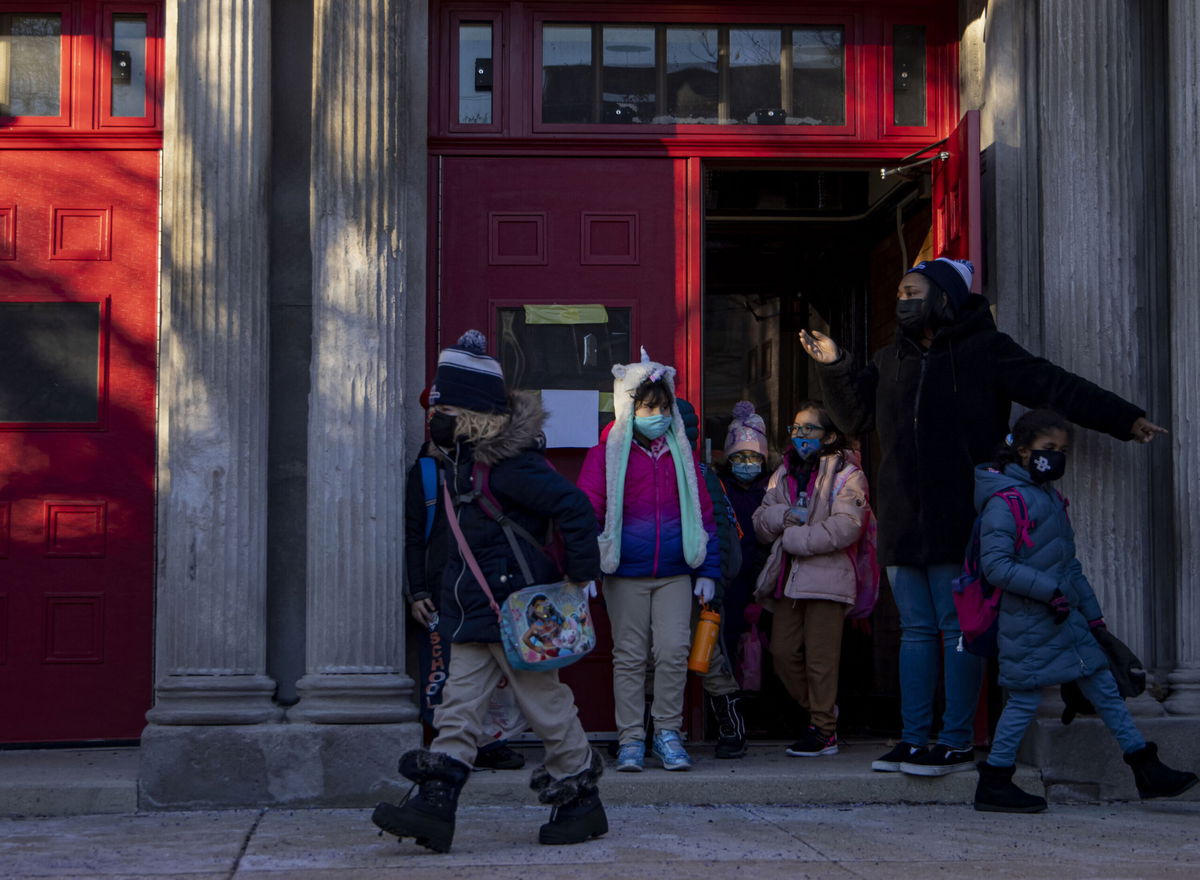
top-left (597, 347), bottom-right (707, 574)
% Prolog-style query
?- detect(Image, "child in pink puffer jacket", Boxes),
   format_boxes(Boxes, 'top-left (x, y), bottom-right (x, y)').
top-left (577, 350), bottom-right (719, 773)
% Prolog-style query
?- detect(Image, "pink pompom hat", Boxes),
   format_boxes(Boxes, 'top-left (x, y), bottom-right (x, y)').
top-left (724, 400), bottom-right (768, 458)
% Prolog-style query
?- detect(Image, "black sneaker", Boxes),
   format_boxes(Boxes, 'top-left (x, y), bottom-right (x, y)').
top-left (901, 743), bottom-right (975, 776)
top-left (871, 741), bottom-right (926, 772)
top-left (785, 726), bottom-right (838, 757)
top-left (473, 743), bottom-right (526, 771)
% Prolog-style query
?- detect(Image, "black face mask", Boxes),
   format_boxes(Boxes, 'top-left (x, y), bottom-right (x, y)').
top-left (896, 298), bottom-right (928, 335)
top-left (428, 412), bottom-right (458, 448)
top-left (1028, 449), bottom-right (1067, 483)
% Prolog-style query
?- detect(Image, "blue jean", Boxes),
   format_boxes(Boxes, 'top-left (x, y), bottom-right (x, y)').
top-left (888, 564), bottom-right (985, 750)
top-left (988, 669), bottom-right (1146, 767)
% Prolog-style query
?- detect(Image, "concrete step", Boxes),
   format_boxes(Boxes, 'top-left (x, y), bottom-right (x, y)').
top-left (0, 747), bottom-right (138, 817)
top-left (447, 740), bottom-right (1044, 807)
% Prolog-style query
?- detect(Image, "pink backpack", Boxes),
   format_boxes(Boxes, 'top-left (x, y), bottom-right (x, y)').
top-left (833, 467), bottom-right (880, 621)
top-left (953, 487), bottom-right (1033, 657)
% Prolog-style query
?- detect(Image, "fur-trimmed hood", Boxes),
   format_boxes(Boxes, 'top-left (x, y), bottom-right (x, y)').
top-left (471, 390), bottom-right (547, 466)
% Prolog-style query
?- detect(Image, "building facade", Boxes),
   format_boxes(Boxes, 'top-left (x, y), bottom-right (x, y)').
top-left (1, 0), bottom-right (1198, 806)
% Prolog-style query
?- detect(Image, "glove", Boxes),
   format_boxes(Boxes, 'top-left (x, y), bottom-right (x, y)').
top-left (1049, 589), bottom-right (1071, 625)
top-left (693, 577), bottom-right (716, 604)
top-left (574, 580), bottom-right (598, 600)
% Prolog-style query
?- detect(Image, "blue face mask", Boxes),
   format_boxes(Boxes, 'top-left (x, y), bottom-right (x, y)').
top-left (792, 436), bottom-right (823, 459)
top-left (731, 462), bottom-right (762, 482)
top-left (634, 414), bottom-right (672, 440)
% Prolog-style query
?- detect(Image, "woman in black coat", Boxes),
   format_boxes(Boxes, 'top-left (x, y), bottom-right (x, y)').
top-left (799, 257), bottom-right (1163, 778)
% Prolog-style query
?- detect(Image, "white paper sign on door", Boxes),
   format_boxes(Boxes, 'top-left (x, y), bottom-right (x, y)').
top-left (541, 390), bottom-right (600, 448)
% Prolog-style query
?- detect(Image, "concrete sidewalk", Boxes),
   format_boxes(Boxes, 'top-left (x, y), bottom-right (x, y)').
top-left (3, 741), bottom-right (1055, 815)
top-left (3, 801), bottom-right (1199, 879)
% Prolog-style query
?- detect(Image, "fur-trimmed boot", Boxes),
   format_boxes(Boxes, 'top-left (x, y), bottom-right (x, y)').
top-left (530, 750), bottom-right (608, 845)
top-left (1123, 743), bottom-right (1199, 799)
top-left (709, 693), bottom-right (747, 759)
top-left (372, 750), bottom-right (471, 853)
top-left (973, 761), bottom-right (1047, 813)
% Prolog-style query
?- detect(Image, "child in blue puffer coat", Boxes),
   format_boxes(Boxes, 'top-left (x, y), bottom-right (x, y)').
top-left (972, 409), bottom-right (1197, 813)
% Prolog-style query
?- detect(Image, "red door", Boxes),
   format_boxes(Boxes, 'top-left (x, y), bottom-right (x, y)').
top-left (932, 109), bottom-right (982, 288)
top-left (0, 149), bottom-right (158, 742)
top-left (437, 156), bottom-right (693, 731)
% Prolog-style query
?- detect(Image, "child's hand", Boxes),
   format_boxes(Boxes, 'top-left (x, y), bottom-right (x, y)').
top-left (1049, 590), bottom-right (1071, 625)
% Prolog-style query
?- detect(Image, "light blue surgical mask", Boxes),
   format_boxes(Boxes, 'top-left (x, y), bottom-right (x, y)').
top-left (731, 462), bottom-right (762, 482)
top-left (792, 436), bottom-right (823, 459)
top-left (634, 414), bottom-right (672, 440)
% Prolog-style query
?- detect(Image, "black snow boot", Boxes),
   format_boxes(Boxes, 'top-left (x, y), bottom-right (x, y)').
top-left (531, 750), bottom-right (608, 845)
top-left (709, 693), bottom-right (747, 759)
top-left (1123, 742), bottom-right (1199, 799)
top-left (973, 761), bottom-right (1047, 813)
top-left (372, 750), bottom-right (471, 853)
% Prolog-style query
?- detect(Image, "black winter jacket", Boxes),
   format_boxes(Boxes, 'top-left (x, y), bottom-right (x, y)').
top-left (440, 391), bottom-right (602, 644)
top-left (817, 295), bottom-right (1144, 567)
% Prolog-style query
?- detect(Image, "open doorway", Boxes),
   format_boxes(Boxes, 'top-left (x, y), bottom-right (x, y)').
top-left (701, 162), bottom-right (934, 741)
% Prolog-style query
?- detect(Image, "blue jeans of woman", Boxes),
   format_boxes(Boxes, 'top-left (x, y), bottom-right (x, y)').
top-left (988, 668), bottom-right (1146, 767)
top-left (888, 564), bottom-right (985, 751)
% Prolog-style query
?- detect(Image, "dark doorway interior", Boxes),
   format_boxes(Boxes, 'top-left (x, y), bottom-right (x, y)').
top-left (701, 163), bottom-right (934, 740)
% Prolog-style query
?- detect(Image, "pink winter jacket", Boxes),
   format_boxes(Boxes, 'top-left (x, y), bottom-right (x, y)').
top-left (752, 450), bottom-right (869, 607)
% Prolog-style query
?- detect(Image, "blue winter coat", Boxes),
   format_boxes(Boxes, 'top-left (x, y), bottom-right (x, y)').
top-left (974, 462), bottom-right (1108, 691)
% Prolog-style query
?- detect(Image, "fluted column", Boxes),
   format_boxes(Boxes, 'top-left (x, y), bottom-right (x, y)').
top-left (1036, 1), bottom-right (1164, 715)
top-left (1165, 0), bottom-right (1200, 716)
top-left (148, 0), bottom-right (280, 724)
top-left (290, 0), bottom-right (415, 723)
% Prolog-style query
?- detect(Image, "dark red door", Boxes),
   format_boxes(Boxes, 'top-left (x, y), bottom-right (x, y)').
top-left (932, 109), bottom-right (982, 288)
top-left (437, 156), bottom-right (692, 731)
top-left (0, 149), bottom-right (158, 742)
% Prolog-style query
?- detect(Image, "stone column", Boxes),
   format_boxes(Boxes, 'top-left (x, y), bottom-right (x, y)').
top-left (146, 0), bottom-right (279, 726)
top-left (1035, 0), bottom-right (1165, 715)
top-left (290, 0), bottom-right (416, 723)
top-left (1165, 0), bottom-right (1200, 716)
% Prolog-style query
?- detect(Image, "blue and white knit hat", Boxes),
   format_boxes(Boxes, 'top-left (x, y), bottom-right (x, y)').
top-left (908, 257), bottom-right (975, 315)
top-left (429, 330), bottom-right (509, 414)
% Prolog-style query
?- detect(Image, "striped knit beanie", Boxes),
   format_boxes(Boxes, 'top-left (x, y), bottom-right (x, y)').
top-left (429, 330), bottom-right (509, 414)
top-left (908, 257), bottom-right (975, 315)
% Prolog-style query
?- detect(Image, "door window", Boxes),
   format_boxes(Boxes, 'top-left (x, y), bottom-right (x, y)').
top-left (0, 301), bottom-right (101, 424)
top-left (0, 11), bottom-right (62, 118)
top-left (110, 13), bottom-right (147, 118)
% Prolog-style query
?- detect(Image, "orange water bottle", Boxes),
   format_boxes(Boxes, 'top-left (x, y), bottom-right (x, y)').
top-left (688, 605), bottom-right (721, 674)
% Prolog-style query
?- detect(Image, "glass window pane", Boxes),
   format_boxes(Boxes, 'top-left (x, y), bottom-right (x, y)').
top-left (791, 26), bottom-right (844, 125)
top-left (458, 22), bottom-right (492, 125)
top-left (0, 302), bottom-right (101, 423)
top-left (497, 306), bottom-right (631, 433)
top-left (729, 29), bottom-right (782, 125)
top-left (111, 14), bottom-right (148, 118)
top-left (601, 26), bottom-right (655, 124)
top-left (0, 13), bottom-right (62, 117)
top-left (664, 27), bottom-right (718, 123)
top-left (542, 24), bottom-right (593, 124)
top-left (893, 25), bottom-right (927, 126)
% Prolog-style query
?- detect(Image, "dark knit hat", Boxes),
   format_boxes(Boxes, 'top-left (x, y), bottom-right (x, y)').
top-left (429, 330), bottom-right (509, 414)
top-left (908, 257), bottom-right (975, 316)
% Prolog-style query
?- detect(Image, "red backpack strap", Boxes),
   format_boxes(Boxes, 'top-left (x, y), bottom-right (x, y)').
top-left (996, 489), bottom-right (1034, 550)
top-left (442, 480), bottom-right (502, 620)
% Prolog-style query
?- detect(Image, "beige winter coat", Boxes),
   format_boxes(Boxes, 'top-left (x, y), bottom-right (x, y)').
top-left (752, 451), bottom-right (869, 609)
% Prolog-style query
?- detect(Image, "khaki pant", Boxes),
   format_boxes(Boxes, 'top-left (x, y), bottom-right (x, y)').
top-left (431, 642), bottom-right (592, 779)
top-left (646, 604), bottom-right (738, 697)
top-left (606, 574), bottom-right (692, 744)
top-left (770, 598), bottom-right (845, 735)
